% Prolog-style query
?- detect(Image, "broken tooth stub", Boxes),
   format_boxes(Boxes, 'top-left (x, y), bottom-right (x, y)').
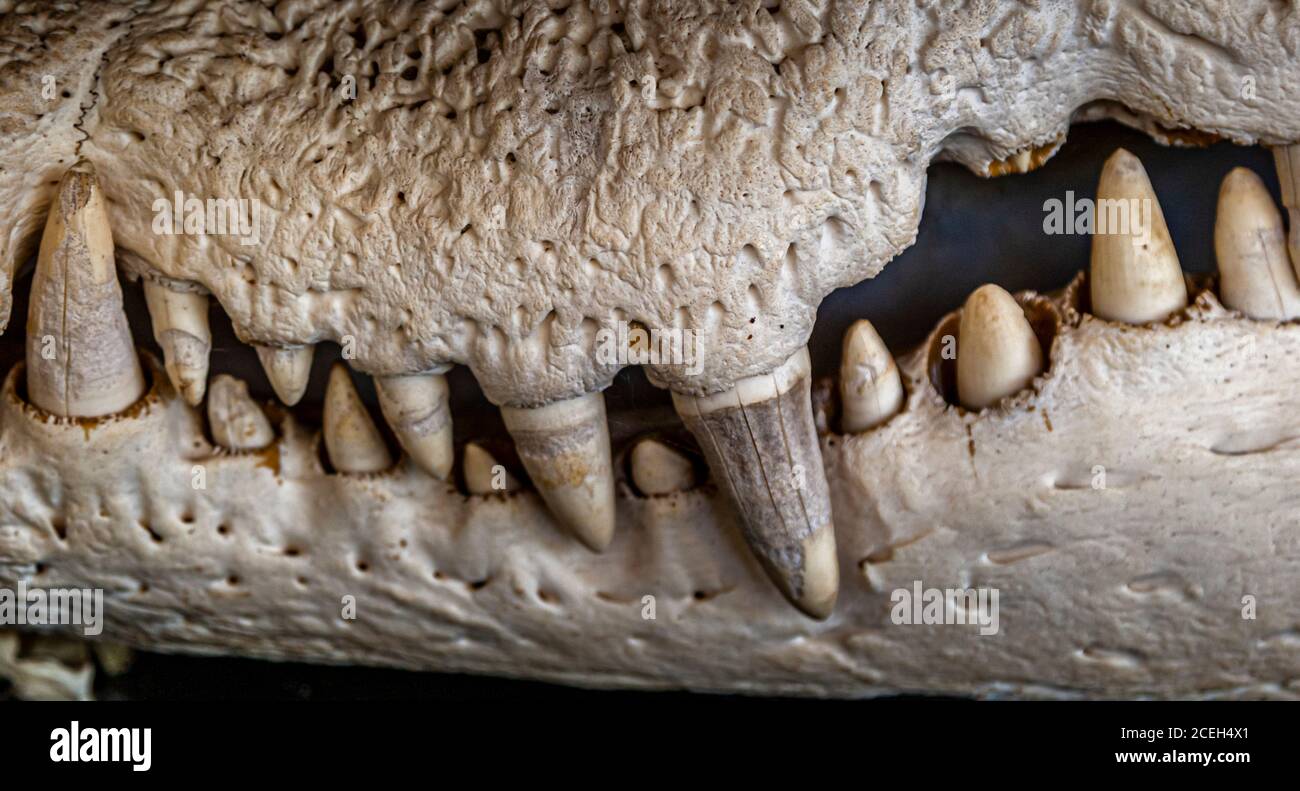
top-left (501, 392), bottom-right (616, 552)
top-left (462, 442), bottom-right (520, 496)
top-left (25, 160), bottom-right (145, 418)
top-left (672, 347), bottom-right (839, 620)
top-left (207, 374), bottom-right (274, 451)
top-left (629, 438), bottom-right (695, 496)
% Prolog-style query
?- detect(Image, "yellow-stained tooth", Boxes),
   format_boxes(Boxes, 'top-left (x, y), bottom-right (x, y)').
top-left (1215, 167), bottom-right (1300, 320)
top-left (463, 442), bottom-right (519, 495)
top-left (25, 160), bottom-right (145, 417)
top-left (143, 280), bottom-right (211, 406)
top-left (956, 284), bottom-right (1044, 410)
top-left (501, 392), bottom-right (616, 552)
top-left (1089, 148), bottom-right (1188, 324)
top-left (255, 344), bottom-right (314, 406)
top-left (376, 373), bottom-right (453, 479)
top-left (629, 438), bottom-right (695, 495)
top-left (323, 363), bottom-right (393, 474)
top-left (839, 319), bottom-right (904, 433)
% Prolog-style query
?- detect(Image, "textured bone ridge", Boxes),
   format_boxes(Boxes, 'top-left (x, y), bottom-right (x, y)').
top-left (2, 0), bottom-right (1300, 696)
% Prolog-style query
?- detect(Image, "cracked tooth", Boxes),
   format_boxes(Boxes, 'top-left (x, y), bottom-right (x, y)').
top-left (630, 438), bottom-right (695, 495)
top-left (375, 373), bottom-right (453, 479)
top-left (1089, 148), bottom-right (1187, 324)
top-left (25, 160), bottom-right (145, 417)
top-left (1271, 144), bottom-right (1300, 270)
top-left (839, 319), bottom-right (904, 432)
top-left (463, 442), bottom-right (519, 495)
top-left (1215, 167), bottom-right (1300, 321)
top-left (143, 280), bottom-right (211, 405)
top-left (501, 392), bottom-right (616, 552)
top-left (672, 348), bottom-right (838, 619)
top-left (956, 284), bottom-right (1044, 410)
top-left (255, 344), bottom-right (314, 406)
top-left (323, 363), bottom-right (392, 474)
top-left (207, 374), bottom-right (274, 451)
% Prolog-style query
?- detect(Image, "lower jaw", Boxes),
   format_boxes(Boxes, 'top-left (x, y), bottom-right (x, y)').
top-left (2, 263), bottom-right (1294, 699)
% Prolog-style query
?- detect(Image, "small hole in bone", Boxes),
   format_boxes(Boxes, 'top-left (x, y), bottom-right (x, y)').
top-left (139, 520), bottom-right (163, 543)
top-left (216, 524), bottom-right (231, 536)
top-left (356, 560), bottom-right (370, 573)
top-left (50, 516), bottom-right (67, 541)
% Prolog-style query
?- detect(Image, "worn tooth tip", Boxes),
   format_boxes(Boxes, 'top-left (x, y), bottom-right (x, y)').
top-left (1089, 148), bottom-right (1187, 324)
top-left (956, 284), bottom-right (1044, 411)
top-left (1215, 167), bottom-right (1300, 321)
top-left (502, 392), bottom-right (616, 552)
top-left (671, 347), bottom-right (840, 617)
top-left (323, 363), bottom-right (393, 475)
top-left (207, 374), bottom-right (274, 451)
top-left (463, 442), bottom-right (518, 495)
top-left (376, 373), bottom-right (454, 480)
top-left (630, 438), bottom-right (694, 495)
top-left (24, 161), bottom-right (144, 418)
top-left (840, 318), bottom-right (903, 433)
top-left (255, 344), bottom-right (314, 406)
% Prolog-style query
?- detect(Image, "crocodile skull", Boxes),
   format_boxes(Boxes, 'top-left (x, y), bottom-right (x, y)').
top-left (3, 0), bottom-right (1300, 697)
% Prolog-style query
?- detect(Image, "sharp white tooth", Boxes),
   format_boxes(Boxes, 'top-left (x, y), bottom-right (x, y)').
top-left (1215, 167), bottom-right (1300, 320)
top-left (630, 438), bottom-right (695, 495)
top-left (672, 347), bottom-right (839, 619)
top-left (463, 442), bottom-right (520, 495)
top-left (1271, 144), bottom-right (1300, 272)
top-left (255, 344), bottom-right (314, 406)
top-left (207, 374), bottom-right (274, 451)
top-left (956, 284), bottom-right (1044, 410)
top-left (501, 392), bottom-right (616, 552)
top-left (839, 318), bottom-right (904, 433)
top-left (1089, 148), bottom-right (1188, 324)
top-left (143, 280), bottom-right (211, 406)
top-left (323, 363), bottom-right (392, 474)
top-left (25, 160), bottom-right (145, 417)
top-left (375, 373), bottom-right (453, 479)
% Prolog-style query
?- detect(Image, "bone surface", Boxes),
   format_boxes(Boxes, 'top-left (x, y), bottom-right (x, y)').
top-left (255, 345), bottom-right (314, 407)
top-left (143, 279), bottom-right (211, 406)
top-left (629, 438), bottom-right (695, 496)
top-left (24, 161), bottom-right (145, 418)
top-left (1214, 168), bottom-right (1300, 321)
top-left (840, 319), bottom-right (904, 433)
top-left (672, 348), bottom-right (839, 620)
top-left (375, 373), bottom-right (453, 480)
top-left (501, 393), bottom-right (616, 552)
top-left (207, 374), bottom-right (274, 451)
top-left (957, 285), bottom-right (1045, 411)
top-left (323, 364), bottom-right (393, 475)
top-left (1089, 149), bottom-right (1188, 325)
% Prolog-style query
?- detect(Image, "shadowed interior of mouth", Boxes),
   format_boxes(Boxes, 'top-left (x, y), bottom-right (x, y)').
top-left (0, 122), bottom-right (1277, 474)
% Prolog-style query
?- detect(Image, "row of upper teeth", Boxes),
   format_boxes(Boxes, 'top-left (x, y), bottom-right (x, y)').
top-left (840, 146), bottom-right (1300, 430)
top-left (16, 143), bottom-right (1296, 623)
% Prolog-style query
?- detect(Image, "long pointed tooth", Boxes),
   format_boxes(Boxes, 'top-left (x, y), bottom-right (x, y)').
top-left (839, 319), bottom-right (903, 433)
top-left (630, 438), bottom-right (695, 495)
top-left (25, 160), bottom-right (145, 417)
top-left (672, 348), bottom-right (838, 619)
top-left (375, 373), bottom-right (453, 479)
top-left (463, 442), bottom-right (520, 495)
top-left (143, 280), bottom-right (211, 405)
top-left (1215, 167), bottom-right (1300, 320)
top-left (207, 374), bottom-right (274, 451)
top-left (501, 392), bottom-right (616, 552)
top-left (255, 344), bottom-right (314, 406)
top-left (1088, 148), bottom-right (1188, 324)
top-left (956, 284), bottom-right (1044, 410)
top-left (323, 363), bottom-right (392, 474)
top-left (1271, 144), bottom-right (1300, 273)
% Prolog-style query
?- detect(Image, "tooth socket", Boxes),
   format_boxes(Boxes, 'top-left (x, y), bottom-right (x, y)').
top-left (672, 349), bottom-right (839, 619)
top-left (25, 161), bottom-right (145, 418)
top-left (501, 392), bottom-right (616, 552)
